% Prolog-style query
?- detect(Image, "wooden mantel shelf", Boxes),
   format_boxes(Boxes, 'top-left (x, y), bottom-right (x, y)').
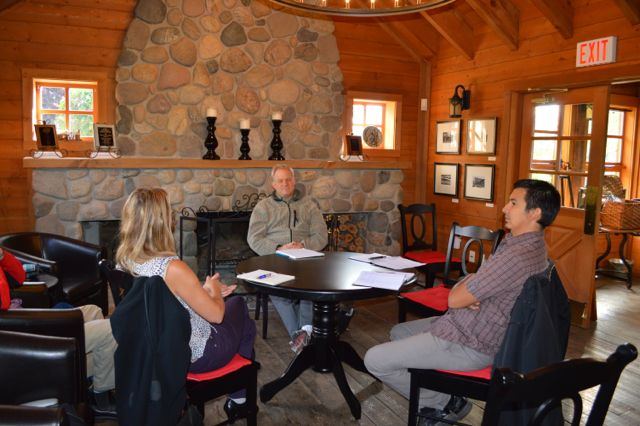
top-left (23, 157), bottom-right (412, 170)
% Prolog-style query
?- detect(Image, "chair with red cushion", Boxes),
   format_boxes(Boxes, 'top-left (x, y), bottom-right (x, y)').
top-left (186, 354), bottom-right (259, 425)
top-left (398, 203), bottom-right (459, 288)
top-left (407, 262), bottom-right (571, 426)
top-left (102, 261), bottom-right (259, 424)
top-left (397, 222), bottom-right (503, 322)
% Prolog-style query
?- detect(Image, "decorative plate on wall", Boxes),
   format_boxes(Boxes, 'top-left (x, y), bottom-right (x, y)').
top-left (362, 126), bottom-right (383, 148)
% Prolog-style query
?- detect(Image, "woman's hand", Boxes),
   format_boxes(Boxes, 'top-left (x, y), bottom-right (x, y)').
top-left (220, 283), bottom-right (237, 298)
top-left (203, 272), bottom-right (223, 299)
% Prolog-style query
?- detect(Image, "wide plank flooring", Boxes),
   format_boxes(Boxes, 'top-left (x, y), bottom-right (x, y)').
top-left (99, 275), bottom-right (639, 425)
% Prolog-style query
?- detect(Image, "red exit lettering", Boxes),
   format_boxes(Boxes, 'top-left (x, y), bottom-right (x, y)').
top-left (576, 36), bottom-right (617, 67)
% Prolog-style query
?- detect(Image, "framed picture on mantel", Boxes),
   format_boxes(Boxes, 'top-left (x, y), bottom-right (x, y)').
top-left (93, 124), bottom-right (116, 150)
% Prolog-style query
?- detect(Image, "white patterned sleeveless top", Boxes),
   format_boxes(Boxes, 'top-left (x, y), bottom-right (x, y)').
top-left (130, 256), bottom-right (211, 363)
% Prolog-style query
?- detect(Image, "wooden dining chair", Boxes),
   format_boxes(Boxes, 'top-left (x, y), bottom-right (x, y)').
top-left (397, 222), bottom-right (503, 322)
top-left (481, 343), bottom-right (637, 426)
top-left (398, 203), bottom-right (458, 288)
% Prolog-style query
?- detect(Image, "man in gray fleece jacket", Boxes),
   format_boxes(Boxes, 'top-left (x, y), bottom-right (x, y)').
top-left (247, 165), bottom-right (328, 353)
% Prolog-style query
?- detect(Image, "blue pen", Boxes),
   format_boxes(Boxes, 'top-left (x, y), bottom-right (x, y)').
top-left (257, 273), bottom-right (272, 279)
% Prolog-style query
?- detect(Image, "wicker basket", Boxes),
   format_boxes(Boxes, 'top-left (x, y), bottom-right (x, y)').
top-left (600, 199), bottom-right (640, 229)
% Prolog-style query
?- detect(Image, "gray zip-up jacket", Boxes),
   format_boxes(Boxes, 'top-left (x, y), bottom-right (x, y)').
top-left (247, 194), bottom-right (328, 256)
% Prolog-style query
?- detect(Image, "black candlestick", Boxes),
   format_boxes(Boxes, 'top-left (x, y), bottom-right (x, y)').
top-left (239, 128), bottom-right (251, 160)
top-left (269, 119), bottom-right (285, 160)
top-left (202, 117), bottom-right (220, 160)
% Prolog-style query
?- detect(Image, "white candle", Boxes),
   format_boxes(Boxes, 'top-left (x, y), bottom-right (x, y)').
top-left (240, 118), bottom-right (250, 129)
top-left (206, 108), bottom-right (217, 117)
top-left (272, 112), bottom-right (282, 120)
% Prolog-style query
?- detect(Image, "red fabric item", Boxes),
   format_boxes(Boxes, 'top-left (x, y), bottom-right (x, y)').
top-left (0, 250), bottom-right (26, 310)
top-left (401, 284), bottom-right (450, 312)
top-left (186, 354), bottom-right (252, 382)
top-left (0, 250), bottom-right (26, 286)
top-left (404, 250), bottom-right (461, 265)
top-left (436, 365), bottom-right (492, 380)
top-left (0, 270), bottom-right (10, 310)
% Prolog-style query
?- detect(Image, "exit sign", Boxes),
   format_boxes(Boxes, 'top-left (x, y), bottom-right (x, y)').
top-left (576, 36), bottom-right (617, 67)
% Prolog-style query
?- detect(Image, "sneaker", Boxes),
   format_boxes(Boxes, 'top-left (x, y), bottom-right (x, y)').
top-left (417, 395), bottom-right (472, 426)
top-left (289, 329), bottom-right (311, 354)
top-left (90, 389), bottom-right (117, 418)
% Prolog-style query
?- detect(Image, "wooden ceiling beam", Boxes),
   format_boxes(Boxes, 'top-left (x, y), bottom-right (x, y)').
top-left (420, 8), bottom-right (476, 60)
top-left (379, 19), bottom-right (437, 60)
top-left (0, 0), bottom-right (22, 13)
top-left (529, 0), bottom-right (573, 39)
top-left (465, 0), bottom-right (520, 51)
top-left (613, 0), bottom-right (640, 29)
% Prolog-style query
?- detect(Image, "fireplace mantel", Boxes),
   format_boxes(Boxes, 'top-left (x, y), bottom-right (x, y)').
top-left (23, 157), bottom-right (412, 170)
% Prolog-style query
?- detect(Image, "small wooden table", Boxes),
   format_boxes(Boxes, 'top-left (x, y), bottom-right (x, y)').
top-left (595, 227), bottom-right (640, 288)
top-left (236, 251), bottom-right (414, 419)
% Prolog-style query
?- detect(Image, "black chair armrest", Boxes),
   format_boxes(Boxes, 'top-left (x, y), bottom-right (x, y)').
top-left (0, 404), bottom-right (69, 426)
top-left (11, 284), bottom-right (51, 308)
top-left (43, 237), bottom-right (103, 283)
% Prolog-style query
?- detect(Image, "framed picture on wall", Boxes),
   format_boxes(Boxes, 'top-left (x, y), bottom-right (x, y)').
top-left (434, 163), bottom-right (459, 196)
top-left (466, 118), bottom-right (497, 155)
top-left (464, 164), bottom-right (495, 201)
top-left (435, 120), bottom-right (461, 154)
top-left (34, 124), bottom-right (59, 150)
top-left (93, 124), bottom-right (117, 150)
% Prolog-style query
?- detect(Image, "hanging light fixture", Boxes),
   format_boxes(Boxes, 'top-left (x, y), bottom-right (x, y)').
top-left (449, 85), bottom-right (470, 118)
top-left (269, 0), bottom-right (455, 17)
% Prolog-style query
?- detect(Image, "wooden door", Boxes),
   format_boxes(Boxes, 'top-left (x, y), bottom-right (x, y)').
top-left (519, 86), bottom-right (610, 326)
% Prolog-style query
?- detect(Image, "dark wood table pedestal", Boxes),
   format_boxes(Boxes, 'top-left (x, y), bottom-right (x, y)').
top-left (595, 227), bottom-right (639, 289)
top-left (259, 301), bottom-right (371, 419)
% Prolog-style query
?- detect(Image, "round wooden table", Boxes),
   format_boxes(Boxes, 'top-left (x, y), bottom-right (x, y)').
top-left (236, 251), bottom-right (414, 419)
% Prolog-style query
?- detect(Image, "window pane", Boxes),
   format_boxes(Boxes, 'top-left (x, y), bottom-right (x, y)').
top-left (69, 88), bottom-right (94, 112)
top-left (42, 113), bottom-right (66, 131)
top-left (70, 114), bottom-right (94, 137)
top-left (353, 105), bottom-right (364, 124)
top-left (40, 86), bottom-right (66, 110)
top-left (530, 173), bottom-right (554, 184)
top-left (352, 125), bottom-right (364, 137)
top-left (531, 139), bottom-right (557, 161)
top-left (605, 137), bottom-right (622, 163)
top-left (365, 105), bottom-right (383, 125)
top-left (533, 105), bottom-right (559, 132)
top-left (608, 109), bottom-right (624, 136)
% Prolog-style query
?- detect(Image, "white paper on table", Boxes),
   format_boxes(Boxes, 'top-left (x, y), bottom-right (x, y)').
top-left (352, 271), bottom-right (415, 291)
top-left (369, 256), bottom-right (425, 270)
top-left (348, 253), bottom-right (387, 263)
top-left (275, 248), bottom-right (325, 259)
top-left (236, 269), bottom-right (295, 286)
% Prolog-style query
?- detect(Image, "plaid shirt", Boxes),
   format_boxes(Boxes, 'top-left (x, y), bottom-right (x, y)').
top-left (429, 231), bottom-right (548, 356)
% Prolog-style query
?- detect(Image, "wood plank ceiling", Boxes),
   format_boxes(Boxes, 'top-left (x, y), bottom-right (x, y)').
top-left (373, 0), bottom-right (639, 61)
top-left (1, 0), bottom-right (638, 63)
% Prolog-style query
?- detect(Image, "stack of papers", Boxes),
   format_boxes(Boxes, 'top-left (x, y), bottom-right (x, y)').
top-left (275, 248), bottom-right (325, 259)
top-left (349, 253), bottom-right (425, 270)
top-left (236, 269), bottom-right (295, 286)
top-left (352, 271), bottom-right (415, 290)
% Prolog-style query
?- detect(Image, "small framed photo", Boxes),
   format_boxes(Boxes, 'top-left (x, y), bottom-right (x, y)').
top-left (93, 124), bottom-right (116, 150)
top-left (466, 118), bottom-right (497, 155)
top-left (464, 164), bottom-right (495, 202)
top-left (436, 120), bottom-right (461, 154)
top-left (34, 124), bottom-right (59, 150)
top-left (434, 163), bottom-right (459, 197)
top-left (345, 134), bottom-right (363, 155)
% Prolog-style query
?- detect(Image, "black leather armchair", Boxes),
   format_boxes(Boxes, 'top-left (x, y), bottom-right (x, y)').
top-left (0, 404), bottom-right (69, 426)
top-left (0, 329), bottom-right (92, 425)
top-left (0, 232), bottom-right (108, 315)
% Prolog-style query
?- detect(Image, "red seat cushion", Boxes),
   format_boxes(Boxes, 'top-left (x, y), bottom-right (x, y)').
top-left (436, 365), bottom-right (492, 380)
top-left (405, 251), bottom-right (461, 265)
top-left (186, 354), bottom-right (252, 382)
top-left (401, 284), bottom-right (450, 312)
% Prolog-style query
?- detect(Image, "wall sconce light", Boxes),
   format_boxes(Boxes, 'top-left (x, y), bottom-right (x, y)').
top-left (449, 85), bottom-right (470, 118)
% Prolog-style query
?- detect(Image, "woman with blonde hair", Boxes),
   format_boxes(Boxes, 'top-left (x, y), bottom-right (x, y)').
top-left (116, 188), bottom-right (256, 421)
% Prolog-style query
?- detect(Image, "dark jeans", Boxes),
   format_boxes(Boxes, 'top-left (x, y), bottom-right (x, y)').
top-left (189, 295), bottom-right (256, 398)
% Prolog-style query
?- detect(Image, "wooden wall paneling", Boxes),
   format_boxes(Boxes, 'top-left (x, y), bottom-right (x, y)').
top-left (3, 1), bottom-right (133, 30)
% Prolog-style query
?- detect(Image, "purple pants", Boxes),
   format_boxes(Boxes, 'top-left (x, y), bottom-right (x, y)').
top-left (189, 295), bottom-right (256, 398)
